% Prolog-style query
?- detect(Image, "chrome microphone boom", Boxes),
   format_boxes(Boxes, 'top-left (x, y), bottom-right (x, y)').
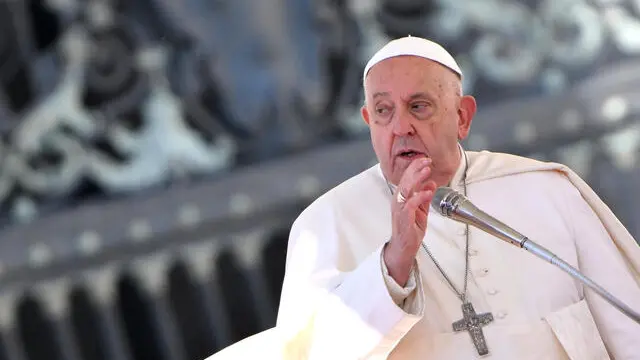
top-left (432, 187), bottom-right (528, 248)
top-left (431, 187), bottom-right (640, 325)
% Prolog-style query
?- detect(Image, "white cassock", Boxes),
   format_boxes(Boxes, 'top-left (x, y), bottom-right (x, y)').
top-left (205, 149), bottom-right (640, 360)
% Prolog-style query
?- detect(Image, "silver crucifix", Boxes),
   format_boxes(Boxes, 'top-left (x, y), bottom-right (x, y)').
top-left (452, 302), bottom-right (494, 356)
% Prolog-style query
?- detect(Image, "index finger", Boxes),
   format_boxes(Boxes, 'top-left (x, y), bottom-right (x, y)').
top-left (406, 157), bottom-right (431, 174)
top-left (398, 157), bottom-right (432, 195)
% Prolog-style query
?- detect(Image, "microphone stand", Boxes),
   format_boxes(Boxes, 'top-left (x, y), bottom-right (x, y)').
top-left (437, 190), bottom-right (640, 326)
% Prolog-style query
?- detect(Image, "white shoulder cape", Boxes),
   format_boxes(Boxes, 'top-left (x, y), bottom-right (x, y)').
top-left (205, 150), bottom-right (640, 360)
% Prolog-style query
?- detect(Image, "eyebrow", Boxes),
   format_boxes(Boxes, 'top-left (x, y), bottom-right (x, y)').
top-left (373, 91), bottom-right (431, 100)
top-left (371, 91), bottom-right (436, 101)
top-left (372, 92), bottom-right (390, 99)
top-left (408, 92), bottom-right (433, 101)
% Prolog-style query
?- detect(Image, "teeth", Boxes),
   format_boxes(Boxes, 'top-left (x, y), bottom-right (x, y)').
top-left (398, 151), bottom-right (420, 157)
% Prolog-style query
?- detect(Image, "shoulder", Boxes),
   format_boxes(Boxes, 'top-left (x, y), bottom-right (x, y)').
top-left (514, 168), bottom-right (584, 203)
top-left (291, 164), bottom-right (386, 230)
top-left (470, 150), bottom-right (575, 181)
top-left (467, 150), bottom-right (551, 181)
top-left (469, 149), bottom-right (585, 202)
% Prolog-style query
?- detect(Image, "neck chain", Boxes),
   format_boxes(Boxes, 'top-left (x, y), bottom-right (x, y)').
top-left (385, 148), bottom-right (495, 356)
top-left (423, 166), bottom-right (470, 303)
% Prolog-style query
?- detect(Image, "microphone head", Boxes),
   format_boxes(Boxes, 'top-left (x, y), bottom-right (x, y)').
top-left (430, 186), bottom-right (464, 216)
top-left (431, 186), bottom-right (451, 207)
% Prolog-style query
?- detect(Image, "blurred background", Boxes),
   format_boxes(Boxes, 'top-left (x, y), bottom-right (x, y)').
top-left (0, 0), bottom-right (638, 359)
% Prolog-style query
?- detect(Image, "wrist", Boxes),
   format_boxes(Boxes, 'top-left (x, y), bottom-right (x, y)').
top-left (383, 242), bottom-right (413, 286)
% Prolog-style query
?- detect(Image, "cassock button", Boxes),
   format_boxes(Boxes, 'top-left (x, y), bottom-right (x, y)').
top-left (477, 268), bottom-right (489, 277)
top-left (487, 289), bottom-right (498, 295)
top-left (469, 249), bottom-right (478, 256)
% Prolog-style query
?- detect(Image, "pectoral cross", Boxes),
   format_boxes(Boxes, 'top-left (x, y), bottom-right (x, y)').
top-left (452, 302), bottom-right (494, 356)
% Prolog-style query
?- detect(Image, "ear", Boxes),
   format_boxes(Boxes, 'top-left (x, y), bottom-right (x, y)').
top-left (457, 95), bottom-right (476, 140)
top-left (361, 104), bottom-right (371, 126)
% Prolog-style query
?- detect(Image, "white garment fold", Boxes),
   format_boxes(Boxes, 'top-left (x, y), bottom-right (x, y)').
top-left (207, 150), bottom-right (640, 360)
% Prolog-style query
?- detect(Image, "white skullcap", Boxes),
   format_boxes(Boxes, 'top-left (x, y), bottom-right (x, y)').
top-left (363, 36), bottom-right (462, 81)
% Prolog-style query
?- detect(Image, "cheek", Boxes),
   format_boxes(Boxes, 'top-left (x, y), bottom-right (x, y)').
top-left (418, 120), bottom-right (455, 153)
top-left (370, 129), bottom-right (393, 158)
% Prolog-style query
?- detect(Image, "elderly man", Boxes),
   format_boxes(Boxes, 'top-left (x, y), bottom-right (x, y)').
top-left (274, 36), bottom-right (640, 359)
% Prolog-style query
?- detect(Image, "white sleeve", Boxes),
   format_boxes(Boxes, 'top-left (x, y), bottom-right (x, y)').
top-left (566, 185), bottom-right (640, 359)
top-left (275, 212), bottom-right (424, 360)
top-left (381, 243), bottom-right (419, 308)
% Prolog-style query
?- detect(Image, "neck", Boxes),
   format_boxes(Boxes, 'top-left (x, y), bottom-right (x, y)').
top-left (445, 143), bottom-right (467, 187)
top-left (445, 152), bottom-right (460, 187)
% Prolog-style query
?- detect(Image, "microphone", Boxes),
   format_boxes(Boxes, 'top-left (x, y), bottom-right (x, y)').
top-left (430, 186), bottom-right (640, 325)
top-left (431, 186), bottom-right (528, 248)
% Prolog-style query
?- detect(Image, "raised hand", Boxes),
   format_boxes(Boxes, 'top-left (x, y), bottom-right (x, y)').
top-left (384, 157), bottom-right (438, 286)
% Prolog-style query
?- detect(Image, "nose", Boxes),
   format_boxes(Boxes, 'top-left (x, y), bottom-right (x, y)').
top-left (391, 109), bottom-right (415, 136)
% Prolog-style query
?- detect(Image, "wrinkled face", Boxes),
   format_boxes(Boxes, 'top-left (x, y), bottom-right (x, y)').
top-left (361, 56), bottom-right (476, 187)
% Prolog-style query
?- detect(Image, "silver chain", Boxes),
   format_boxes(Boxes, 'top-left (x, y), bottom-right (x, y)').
top-left (420, 222), bottom-right (470, 303)
top-left (387, 150), bottom-right (471, 304)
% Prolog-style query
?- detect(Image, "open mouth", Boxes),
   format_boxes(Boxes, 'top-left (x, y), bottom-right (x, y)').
top-left (397, 151), bottom-right (424, 159)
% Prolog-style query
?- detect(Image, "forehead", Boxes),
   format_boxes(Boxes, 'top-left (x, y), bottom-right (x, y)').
top-left (364, 56), bottom-right (456, 98)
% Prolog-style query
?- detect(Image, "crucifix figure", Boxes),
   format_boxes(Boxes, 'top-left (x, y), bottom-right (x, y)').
top-left (452, 302), bottom-right (494, 356)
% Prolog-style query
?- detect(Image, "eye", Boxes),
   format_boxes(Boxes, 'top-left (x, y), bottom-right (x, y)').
top-left (375, 104), bottom-right (392, 116)
top-left (411, 102), bottom-right (430, 112)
